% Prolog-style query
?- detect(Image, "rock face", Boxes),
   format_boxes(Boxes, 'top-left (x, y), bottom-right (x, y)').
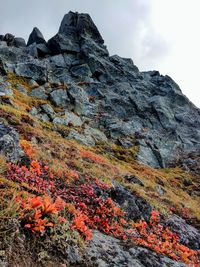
top-left (0, 11), bottom-right (199, 168)
top-left (0, 121), bottom-right (25, 163)
top-left (85, 231), bottom-right (189, 267)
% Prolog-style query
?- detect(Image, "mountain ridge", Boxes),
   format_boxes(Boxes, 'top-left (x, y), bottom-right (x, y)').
top-left (0, 11), bottom-right (199, 267)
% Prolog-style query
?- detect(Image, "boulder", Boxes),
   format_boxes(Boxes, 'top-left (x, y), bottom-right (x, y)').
top-left (48, 33), bottom-right (80, 55)
top-left (27, 27), bottom-right (46, 46)
top-left (14, 37), bottom-right (26, 48)
top-left (86, 231), bottom-right (188, 267)
top-left (50, 89), bottom-right (70, 107)
top-left (111, 181), bottom-right (152, 221)
top-left (28, 87), bottom-right (47, 100)
top-left (0, 121), bottom-right (26, 163)
top-left (15, 62), bottom-right (46, 82)
top-left (3, 33), bottom-right (15, 46)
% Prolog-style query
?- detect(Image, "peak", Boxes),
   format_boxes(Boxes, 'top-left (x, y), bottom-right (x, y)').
top-left (58, 11), bottom-right (104, 45)
top-left (27, 27), bottom-right (46, 46)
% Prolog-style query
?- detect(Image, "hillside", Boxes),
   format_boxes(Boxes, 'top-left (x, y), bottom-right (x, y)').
top-left (0, 11), bottom-right (200, 267)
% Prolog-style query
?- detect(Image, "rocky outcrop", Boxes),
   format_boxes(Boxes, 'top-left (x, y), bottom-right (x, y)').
top-left (85, 231), bottom-right (189, 267)
top-left (0, 11), bottom-right (199, 169)
top-left (0, 121), bottom-right (26, 163)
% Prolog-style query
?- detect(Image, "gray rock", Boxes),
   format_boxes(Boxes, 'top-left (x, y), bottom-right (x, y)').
top-left (28, 87), bottom-right (47, 100)
top-left (27, 27), bottom-right (46, 46)
top-left (166, 215), bottom-right (200, 249)
top-left (67, 129), bottom-right (95, 146)
top-left (15, 62), bottom-right (46, 82)
top-left (28, 79), bottom-right (39, 89)
top-left (48, 33), bottom-right (80, 55)
top-left (50, 89), bottom-right (70, 108)
top-left (14, 37), bottom-right (26, 48)
top-left (64, 111), bottom-right (83, 126)
top-left (70, 64), bottom-right (92, 79)
top-left (86, 231), bottom-right (188, 267)
top-left (84, 126), bottom-right (108, 143)
top-left (16, 84), bottom-right (27, 94)
top-left (0, 121), bottom-right (25, 163)
top-left (124, 174), bottom-right (144, 187)
top-left (3, 33), bottom-right (15, 46)
top-left (0, 82), bottom-right (13, 96)
top-left (111, 181), bottom-right (152, 221)
top-left (41, 104), bottom-right (55, 115)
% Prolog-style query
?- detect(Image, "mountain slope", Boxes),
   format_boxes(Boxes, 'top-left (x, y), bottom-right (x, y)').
top-left (0, 12), bottom-right (199, 267)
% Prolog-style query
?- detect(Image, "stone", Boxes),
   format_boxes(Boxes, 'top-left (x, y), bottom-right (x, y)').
top-left (124, 174), bottom-right (144, 187)
top-left (28, 79), bottom-right (39, 89)
top-left (28, 87), bottom-right (47, 100)
top-left (15, 62), bottom-right (46, 82)
top-left (50, 89), bottom-right (70, 107)
top-left (70, 64), bottom-right (92, 79)
top-left (65, 111), bottom-right (83, 126)
top-left (16, 84), bottom-right (27, 94)
top-left (67, 129), bottom-right (95, 146)
top-left (36, 43), bottom-right (50, 57)
top-left (0, 82), bottom-right (13, 96)
top-left (3, 33), bottom-right (15, 46)
top-left (84, 126), bottom-right (108, 143)
top-left (0, 121), bottom-right (26, 163)
top-left (0, 35), bottom-right (4, 41)
top-left (166, 215), bottom-right (200, 249)
top-left (41, 104), bottom-right (55, 115)
top-left (111, 181), bottom-right (152, 221)
top-left (27, 27), bottom-right (46, 46)
top-left (86, 231), bottom-right (188, 267)
top-left (48, 33), bottom-right (80, 55)
top-left (14, 37), bottom-right (26, 48)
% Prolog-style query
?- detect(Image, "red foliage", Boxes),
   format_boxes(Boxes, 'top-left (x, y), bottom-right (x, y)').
top-left (6, 162), bottom-right (200, 266)
top-left (20, 196), bottom-right (66, 234)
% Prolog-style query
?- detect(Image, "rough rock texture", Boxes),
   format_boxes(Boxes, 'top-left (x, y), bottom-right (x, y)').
top-left (0, 121), bottom-right (25, 163)
top-left (85, 231), bottom-right (189, 267)
top-left (0, 11), bottom-right (199, 169)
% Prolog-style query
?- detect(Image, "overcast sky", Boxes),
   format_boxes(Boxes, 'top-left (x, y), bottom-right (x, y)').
top-left (0, 0), bottom-right (199, 107)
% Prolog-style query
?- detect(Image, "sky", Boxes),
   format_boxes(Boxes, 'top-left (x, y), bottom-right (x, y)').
top-left (0, 0), bottom-right (199, 108)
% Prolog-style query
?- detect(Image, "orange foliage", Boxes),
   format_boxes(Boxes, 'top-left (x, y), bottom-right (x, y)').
top-left (20, 140), bottom-right (36, 157)
top-left (80, 150), bottom-right (107, 164)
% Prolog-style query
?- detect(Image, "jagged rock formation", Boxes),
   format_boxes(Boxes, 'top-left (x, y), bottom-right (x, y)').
top-left (0, 12), bottom-right (199, 168)
top-left (0, 12), bottom-right (200, 267)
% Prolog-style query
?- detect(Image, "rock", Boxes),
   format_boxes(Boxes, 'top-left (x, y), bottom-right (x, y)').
top-left (67, 129), bottom-right (95, 146)
top-left (48, 33), bottom-right (80, 55)
top-left (0, 35), bottom-right (4, 41)
top-left (0, 82), bottom-right (13, 96)
top-left (3, 33), bottom-right (15, 46)
top-left (15, 62), bottom-right (46, 82)
top-left (27, 27), bottom-right (46, 46)
top-left (14, 37), bottom-right (26, 48)
top-left (50, 89), bottom-right (70, 108)
top-left (111, 181), bottom-right (152, 221)
top-left (124, 174), bottom-right (144, 187)
top-left (41, 104), bottom-right (55, 116)
top-left (70, 64), bottom-right (92, 80)
top-left (86, 230), bottom-right (188, 267)
top-left (28, 87), bottom-right (47, 100)
top-left (67, 85), bottom-right (93, 116)
top-left (36, 43), bottom-right (50, 57)
top-left (28, 79), bottom-right (39, 89)
top-left (16, 84), bottom-right (27, 94)
top-left (84, 126), bottom-right (108, 143)
top-left (64, 111), bottom-right (83, 126)
top-left (0, 121), bottom-right (26, 163)
top-left (166, 215), bottom-right (200, 249)
top-left (53, 111), bottom-right (83, 127)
